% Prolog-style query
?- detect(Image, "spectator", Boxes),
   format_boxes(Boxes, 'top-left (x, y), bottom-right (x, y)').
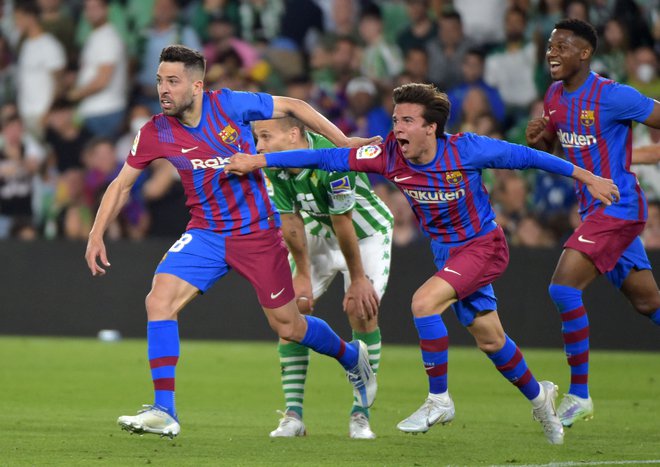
top-left (14, 1), bottom-right (66, 139)
top-left (512, 214), bottom-right (556, 247)
top-left (188, 0), bottom-right (241, 44)
top-left (452, 0), bottom-right (506, 48)
top-left (0, 114), bottom-right (45, 239)
top-left (38, 0), bottom-right (77, 68)
top-left (0, 33), bottom-right (15, 109)
top-left (426, 9), bottom-right (473, 90)
top-left (625, 46), bottom-right (660, 98)
top-left (82, 137), bottom-right (148, 240)
top-left (341, 76), bottom-right (391, 140)
top-left (114, 104), bottom-right (151, 164)
top-left (322, 0), bottom-right (360, 41)
top-left (454, 87), bottom-right (493, 134)
top-left (484, 6), bottom-right (538, 130)
top-left (135, 0), bottom-right (202, 115)
top-left (44, 98), bottom-right (93, 173)
top-left (397, 0), bottom-right (437, 54)
top-left (238, 0), bottom-right (284, 43)
top-left (68, 0), bottom-right (128, 140)
top-left (358, 3), bottom-right (404, 87)
top-left (278, 0), bottom-right (324, 53)
top-left (632, 125), bottom-right (660, 200)
top-left (402, 46), bottom-right (430, 83)
top-left (53, 168), bottom-right (93, 240)
top-left (447, 47), bottom-right (506, 131)
top-left (492, 172), bottom-right (530, 240)
top-left (592, 18), bottom-right (629, 82)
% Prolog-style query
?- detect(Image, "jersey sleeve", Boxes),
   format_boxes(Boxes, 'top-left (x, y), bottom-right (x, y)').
top-left (223, 89), bottom-right (274, 123)
top-left (125, 122), bottom-right (160, 170)
top-left (263, 168), bottom-right (296, 214)
top-left (325, 171), bottom-right (357, 215)
top-left (347, 144), bottom-right (388, 175)
top-left (459, 133), bottom-right (573, 176)
top-left (604, 82), bottom-right (655, 123)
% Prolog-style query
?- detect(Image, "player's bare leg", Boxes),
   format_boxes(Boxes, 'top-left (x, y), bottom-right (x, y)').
top-left (549, 249), bottom-right (599, 426)
top-left (398, 277), bottom-right (456, 434)
top-left (620, 268), bottom-right (660, 320)
top-left (469, 312), bottom-right (563, 444)
top-left (118, 274), bottom-right (199, 438)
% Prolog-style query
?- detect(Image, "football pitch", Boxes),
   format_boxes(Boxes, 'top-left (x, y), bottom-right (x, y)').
top-left (0, 336), bottom-right (658, 467)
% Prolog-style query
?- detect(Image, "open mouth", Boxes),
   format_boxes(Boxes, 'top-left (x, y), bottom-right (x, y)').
top-left (160, 98), bottom-right (173, 110)
top-left (549, 60), bottom-right (561, 73)
top-left (397, 138), bottom-right (410, 152)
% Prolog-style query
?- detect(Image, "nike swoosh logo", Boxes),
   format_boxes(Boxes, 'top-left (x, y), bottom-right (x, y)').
top-left (443, 267), bottom-right (462, 276)
top-left (181, 146), bottom-right (199, 154)
top-left (270, 288), bottom-right (286, 299)
top-left (549, 110), bottom-right (557, 115)
top-left (394, 176), bottom-right (412, 182)
top-left (577, 235), bottom-right (595, 244)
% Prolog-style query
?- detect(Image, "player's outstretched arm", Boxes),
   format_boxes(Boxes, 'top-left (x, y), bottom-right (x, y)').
top-left (272, 96), bottom-right (382, 148)
top-left (226, 148), bottom-right (351, 175)
top-left (632, 144), bottom-right (660, 164)
top-left (331, 212), bottom-right (379, 320)
top-left (571, 166), bottom-right (620, 206)
top-left (225, 153), bottom-right (266, 176)
top-left (85, 164), bottom-right (143, 276)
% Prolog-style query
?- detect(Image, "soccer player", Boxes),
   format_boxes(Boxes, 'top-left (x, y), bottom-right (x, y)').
top-left (254, 117), bottom-right (394, 439)
top-left (84, 45), bottom-right (381, 438)
top-left (526, 18), bottom-right (660, 427)
top-left (226, 83), bottom-right (620, 444)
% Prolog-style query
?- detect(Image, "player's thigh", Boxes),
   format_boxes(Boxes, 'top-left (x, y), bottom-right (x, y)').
top-left (411, 275), bottom-right (458, 317)
top-left (226, 228), bottom-right (296, 308)
top-left (551, 248), bottom-right (599, 289)
top-left (148, 273), bottom-right (201, 317)
top-left (156, 229), bottom-right (231, 291)
top-left (307, 234), bottom-right (340, 299)
top-left (340, 230), bottom-right (392, 300)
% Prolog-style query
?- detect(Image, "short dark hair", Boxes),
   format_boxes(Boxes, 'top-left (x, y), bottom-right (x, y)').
top-left (277, 117), bottom-right (306, 135)
top-left (554, 18), bottom-right (598, 52)
top-left (159, 45), bottom-right (206, 77)
top-left (15, 0), bottom-right (40, 17)
top-left (392, 83), bottom-right (450, 136)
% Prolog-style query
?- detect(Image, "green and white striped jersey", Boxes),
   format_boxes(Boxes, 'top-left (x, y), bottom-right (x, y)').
top-left (263, 132), bottom-right (393, 239)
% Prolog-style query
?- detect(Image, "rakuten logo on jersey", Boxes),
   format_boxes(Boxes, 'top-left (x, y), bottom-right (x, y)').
top-left (557, 129), bottom-right (597, 149)
top-left (190, 156), bottom-right (231, 170)
top-left (403, 188), bottom-right (466, 203)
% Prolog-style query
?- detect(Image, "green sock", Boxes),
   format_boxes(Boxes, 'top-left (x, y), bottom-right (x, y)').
top-left (350, 328), bottom-right (382, 417)
top-left (277, 341), bottom-right (309, 419)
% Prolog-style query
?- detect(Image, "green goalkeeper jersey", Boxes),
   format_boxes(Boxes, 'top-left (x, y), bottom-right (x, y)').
top-left (263, 132), bottom-right (393, 239)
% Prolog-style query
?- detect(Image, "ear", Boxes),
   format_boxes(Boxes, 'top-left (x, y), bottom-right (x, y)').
top-left (192, 79), bottom-right (204, 96)
top-left (427, 122), bottom-right (437, 136)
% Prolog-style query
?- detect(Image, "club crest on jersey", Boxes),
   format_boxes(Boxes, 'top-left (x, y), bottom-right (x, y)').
top-left (356, 145), bottom-right (382, 160)
top-left (130, 130), bottom-right (141, 156)
top-left (219, 124), bottom-right (238, 144)
top-left (445, 170), bottom-right (463, 185)
top-left (580, 109), bottom-right (595, 127)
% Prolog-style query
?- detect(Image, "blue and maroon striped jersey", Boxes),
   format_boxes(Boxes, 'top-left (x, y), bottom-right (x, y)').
top-left (265, 132), bottom-right (573, 244)
top-left (543, 71), bottom-right (655, 221)
top-left (127, 89), bottom-right (279, 234)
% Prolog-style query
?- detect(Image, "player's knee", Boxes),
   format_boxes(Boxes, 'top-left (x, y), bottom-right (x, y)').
top-left (411, 292), bottom-right (436, 317)
top-left (629, 293), bottom-right (660, 316)
top-left (476, 334), bottom-right (505, 354)
top-left (145, 291), bottom-right (177, 320)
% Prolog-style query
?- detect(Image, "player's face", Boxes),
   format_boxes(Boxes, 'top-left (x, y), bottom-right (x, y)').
top-left (156, 61), bottom-right (196, 118)
top-left (253, 120), bottom-right (293, 153)
top-left (392, 102), bottom-right (437, 163)
top-left (546, 28), bottom-right (591, 81)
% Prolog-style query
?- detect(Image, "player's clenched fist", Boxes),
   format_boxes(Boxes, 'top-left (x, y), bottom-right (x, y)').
top-left (525, 117), bottom-right (549, 145)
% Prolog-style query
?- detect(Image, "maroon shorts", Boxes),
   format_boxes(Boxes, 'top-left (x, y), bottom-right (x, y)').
top-left (564, 209), bottom-right (645, 274)
top-left (432, 226), bottom-right (510, 300)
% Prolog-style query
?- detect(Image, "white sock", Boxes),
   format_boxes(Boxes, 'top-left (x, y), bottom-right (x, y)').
top-left (428, 391), bottom-right (450, 403)
top-left (530, 383), bottom-right (545, 409)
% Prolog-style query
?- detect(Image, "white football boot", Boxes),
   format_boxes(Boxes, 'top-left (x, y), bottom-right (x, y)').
top-left (117, 405), bottom-right (180, 439)
top-left (349, 412), bottom-right (376, 439)
top-left (532, 381), bottom-right (564, 445)
top-left (397, 393), bottom-right (455, 433)
top-left (557, 393), bottom-right (594, 427)
top-left (346, 341), bottom-right (377, 408)
top-left (269, 411), bottom-right (306, 437)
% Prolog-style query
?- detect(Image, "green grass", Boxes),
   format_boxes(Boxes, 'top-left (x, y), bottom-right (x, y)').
top-left (0, 337), bottom-right (658, 467)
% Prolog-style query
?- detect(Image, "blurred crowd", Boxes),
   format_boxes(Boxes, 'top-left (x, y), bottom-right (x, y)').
top-left (1, 0), bottom-right (659, 249)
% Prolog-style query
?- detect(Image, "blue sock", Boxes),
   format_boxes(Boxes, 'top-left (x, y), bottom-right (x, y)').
top-left (414, 315), bottom-right (448, 394)
top-left (549, 284), bottom-right (589, 399)
top-left (650, 309), bottom-right (660, 325)
top-left (300, 315), bottom-right (357, 370)
top-left (487, 335), bottom-right (540, 400)
top-left (147, 320), bottom-right (179, 419)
